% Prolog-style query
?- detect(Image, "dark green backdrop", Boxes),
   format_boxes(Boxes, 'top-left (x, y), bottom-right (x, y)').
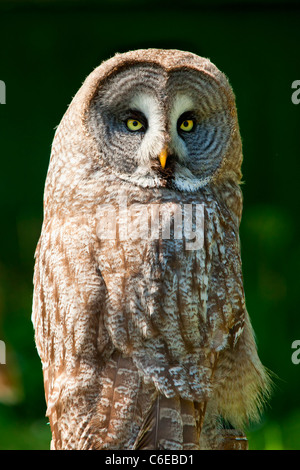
top-left (0, 0), bottom-right (299, 450)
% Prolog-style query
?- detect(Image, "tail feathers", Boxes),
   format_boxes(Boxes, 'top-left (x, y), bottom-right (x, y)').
top-left (133, 395), bottom-right (201, 450)
top-left (181, 399), bottom-right (202, 450)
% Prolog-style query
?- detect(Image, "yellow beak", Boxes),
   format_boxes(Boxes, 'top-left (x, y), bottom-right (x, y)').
top-left (159, 148), bottom-right (168, 169)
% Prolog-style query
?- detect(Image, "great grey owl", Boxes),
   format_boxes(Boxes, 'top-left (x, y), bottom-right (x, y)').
top-left (32, 49), bottom-right (270, 450)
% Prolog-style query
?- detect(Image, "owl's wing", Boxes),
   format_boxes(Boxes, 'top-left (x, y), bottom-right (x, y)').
top-left (33, 216), bottom-right (100, 448)
top-left (33, 215), bottom-right (145, 449)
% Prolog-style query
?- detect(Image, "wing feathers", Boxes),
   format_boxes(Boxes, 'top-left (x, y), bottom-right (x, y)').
top-left (134, 395), bottom-right (201, 450)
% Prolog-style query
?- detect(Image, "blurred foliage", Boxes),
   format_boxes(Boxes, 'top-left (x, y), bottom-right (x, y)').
top-left (0, 0), bottom-right (299, 450)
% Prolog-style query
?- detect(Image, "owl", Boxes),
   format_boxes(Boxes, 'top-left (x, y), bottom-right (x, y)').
top-left (32, 49), bottom-right (270, 450)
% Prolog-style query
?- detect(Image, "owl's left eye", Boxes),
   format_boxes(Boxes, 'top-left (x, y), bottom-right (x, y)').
top-left (179, 119), bottom-right (194, 132)
top-left (126, 119), bottom-right (144, 132)
top-left (177, 112), bottom-right (196, 134)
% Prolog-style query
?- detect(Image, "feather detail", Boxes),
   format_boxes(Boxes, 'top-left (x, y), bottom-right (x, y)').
top-left (134, 395), bottom-right (201, 450)
top-left (134, 394), bottom-right (183, 450)
top-left (133, 393), bottom-right (161, 450)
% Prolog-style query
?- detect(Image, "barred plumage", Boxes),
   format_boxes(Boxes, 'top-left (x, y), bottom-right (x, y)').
top-left (32, 49), bottom-right (270, 450)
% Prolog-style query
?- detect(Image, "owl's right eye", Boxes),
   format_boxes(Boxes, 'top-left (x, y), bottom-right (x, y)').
top-left (126, 119), bottom-right (144, 132)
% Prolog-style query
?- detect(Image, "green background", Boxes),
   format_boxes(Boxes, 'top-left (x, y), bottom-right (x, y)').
top-left (0, 0), bottom-right (299, 450)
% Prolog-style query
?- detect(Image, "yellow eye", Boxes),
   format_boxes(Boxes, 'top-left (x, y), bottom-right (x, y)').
top-left (127, 119), bottom-right (143, 131)
top-left (179, 119), bottom-right (194, 132)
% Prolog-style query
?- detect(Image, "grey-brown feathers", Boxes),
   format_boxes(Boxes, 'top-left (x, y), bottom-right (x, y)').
top-left (32, 49), bottom-right (270, 450)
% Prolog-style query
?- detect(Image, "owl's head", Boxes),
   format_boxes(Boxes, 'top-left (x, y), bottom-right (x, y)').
top-left (47, 49), bottom-right (243, 209)
top-left (84, 49), bottom-right (242, 192)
